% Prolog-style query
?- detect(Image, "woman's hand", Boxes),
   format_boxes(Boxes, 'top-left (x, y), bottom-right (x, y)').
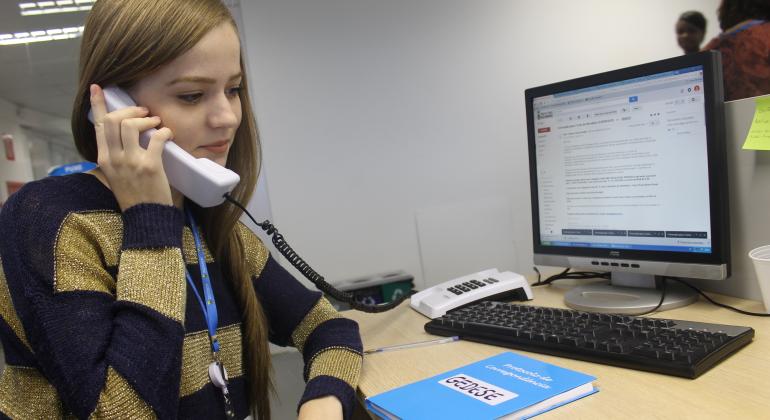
top-left (89, 84), bottom-right (174, 210)
top-left (297, 395), bottom-right (343, 420)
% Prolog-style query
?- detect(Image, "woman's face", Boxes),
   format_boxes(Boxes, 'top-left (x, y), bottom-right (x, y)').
top-left (130, 23), bottom-right (243, 167)
top-left (676, 20), bottom-right (705, 54)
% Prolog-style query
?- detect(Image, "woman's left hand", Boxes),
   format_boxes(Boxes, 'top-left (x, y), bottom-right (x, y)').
top-left (297, 395), bottom-right (343, 420)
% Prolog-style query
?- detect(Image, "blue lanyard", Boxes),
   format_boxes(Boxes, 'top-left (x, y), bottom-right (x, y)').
top-left (185, 208), bottom-right (220, 354)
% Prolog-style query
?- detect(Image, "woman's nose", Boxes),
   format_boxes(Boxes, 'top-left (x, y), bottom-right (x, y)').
top-left (208, 95), bottom-right (239, 128)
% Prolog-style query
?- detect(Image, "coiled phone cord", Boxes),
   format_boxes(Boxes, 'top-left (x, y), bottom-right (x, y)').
top-left (224, 194), bottom-right (410, 313)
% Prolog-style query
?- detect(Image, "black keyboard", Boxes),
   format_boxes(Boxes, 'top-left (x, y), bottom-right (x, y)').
top-left (425, 301), bottom-right (754, 378)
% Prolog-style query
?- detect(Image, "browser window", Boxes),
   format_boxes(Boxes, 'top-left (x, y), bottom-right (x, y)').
top-left (532, 66), bottom-right (712, 253)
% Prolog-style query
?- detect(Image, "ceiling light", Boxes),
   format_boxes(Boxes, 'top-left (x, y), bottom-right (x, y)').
top-left (0, 25), bottom-right (83, 46)
top-left (17, 0), bottom-right (93, 15)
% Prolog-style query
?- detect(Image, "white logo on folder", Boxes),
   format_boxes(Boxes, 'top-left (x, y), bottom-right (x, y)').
top-left (438, 374), bottom-right (518, 406)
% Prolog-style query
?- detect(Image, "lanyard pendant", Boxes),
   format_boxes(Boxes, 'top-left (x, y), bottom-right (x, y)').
top-left (209, 361), bottom-right (236, 419)
top-left (208, 360), bottom-right (228, 388)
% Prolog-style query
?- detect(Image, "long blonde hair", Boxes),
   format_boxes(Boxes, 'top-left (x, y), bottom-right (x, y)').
top-left (71, 0), bottom-right (272, 417)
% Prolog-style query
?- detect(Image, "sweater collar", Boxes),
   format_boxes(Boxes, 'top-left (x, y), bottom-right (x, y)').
top-left (721, 19), bottom-right (766, 39)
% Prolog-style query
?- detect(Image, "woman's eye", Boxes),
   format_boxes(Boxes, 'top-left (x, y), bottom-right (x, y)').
top-left (178, 93), bottom-right (202, 104)
top-left (227, 86), bottom-right (242, 97)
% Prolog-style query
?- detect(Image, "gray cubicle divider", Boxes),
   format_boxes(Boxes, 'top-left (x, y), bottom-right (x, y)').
top-left (691, 94), bottom-right (770, 301)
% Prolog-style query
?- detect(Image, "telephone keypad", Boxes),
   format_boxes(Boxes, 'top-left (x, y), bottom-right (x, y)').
top-left (448, 278), bottom-right (498, 296)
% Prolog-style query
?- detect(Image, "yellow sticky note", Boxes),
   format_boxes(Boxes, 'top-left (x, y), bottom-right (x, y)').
top-left (743, 96), bottom-right (770, 150)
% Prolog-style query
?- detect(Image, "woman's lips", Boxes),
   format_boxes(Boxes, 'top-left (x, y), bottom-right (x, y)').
top-left (201, 140), bottom-right (229, 154)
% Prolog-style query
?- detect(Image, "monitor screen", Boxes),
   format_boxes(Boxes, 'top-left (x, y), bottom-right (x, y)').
top-left (525, 52), bottom-right (729, 313)
top-left (533, 65), bottom-right (711, 254)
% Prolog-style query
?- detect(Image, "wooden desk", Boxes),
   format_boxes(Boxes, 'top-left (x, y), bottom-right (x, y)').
top-left (344, 283), bottom-right (770, 419)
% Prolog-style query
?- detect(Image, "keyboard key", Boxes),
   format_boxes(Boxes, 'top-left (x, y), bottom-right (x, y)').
top-left (561, 337), bottom-right (584, 347)
top-left (632, 347), bottom-right (660, 359)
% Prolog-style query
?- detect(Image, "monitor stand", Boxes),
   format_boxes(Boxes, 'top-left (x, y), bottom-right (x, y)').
top-left (563, 272), bottom-right (698, 314)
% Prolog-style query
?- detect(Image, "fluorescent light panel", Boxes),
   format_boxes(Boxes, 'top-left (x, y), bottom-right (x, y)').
top-left (0, 26), bottom-right (84, 46)
top-left (18, 0), bottom-right (93, 15)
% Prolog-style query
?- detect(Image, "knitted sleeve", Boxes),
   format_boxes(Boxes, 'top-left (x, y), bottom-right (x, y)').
top-left (236, 225), bottom-right (363, 420)
top-left (0, 188), bottom-right (187, 420)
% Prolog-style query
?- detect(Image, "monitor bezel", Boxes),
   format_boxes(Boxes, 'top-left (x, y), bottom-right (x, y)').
top-left (525, 51), bottom-right (729, 269)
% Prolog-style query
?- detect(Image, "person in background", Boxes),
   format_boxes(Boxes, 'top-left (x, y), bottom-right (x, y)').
top-left (676, 11), bottom-right (707, 55)
top-left (703, 0), bottom-right (770, 101)
top-left (0, 0), bottom-right (362, 419)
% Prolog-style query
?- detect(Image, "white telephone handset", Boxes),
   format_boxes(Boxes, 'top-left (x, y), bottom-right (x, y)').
top-left (87, 86), bottom-right (240, 207)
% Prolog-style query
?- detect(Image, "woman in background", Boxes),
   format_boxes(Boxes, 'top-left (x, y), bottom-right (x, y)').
top-left (0, 0), bottom-right (362, 419)
top-left (676, 11), bottom-right (707, 55)
top-left (703, 0), bottom-right (770, 101)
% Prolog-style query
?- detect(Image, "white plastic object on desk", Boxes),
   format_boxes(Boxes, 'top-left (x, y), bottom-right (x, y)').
top-left (410, 268), bottom-right (533, 319)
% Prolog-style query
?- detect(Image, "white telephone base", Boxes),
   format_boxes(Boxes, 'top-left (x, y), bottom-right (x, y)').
top-left (410, 268), bottom-right (533, 319)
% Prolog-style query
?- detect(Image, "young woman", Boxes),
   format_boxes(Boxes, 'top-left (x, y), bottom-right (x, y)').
top-left (0, 0), bottom-right (362, 419)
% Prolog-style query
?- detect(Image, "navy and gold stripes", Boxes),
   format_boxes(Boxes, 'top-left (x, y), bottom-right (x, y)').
top-left (236, 223), bottom-right (269, 278)
top-left (0, 173), bottom-right (363, 419)
top-left (0, 257), bottom-right (30, 352)
top-left (0, 366), bottom-right (69, 419)
top-left (180, 324), bottom-right (244, 397)
top-left (90, 368), bottom-right (156, 419)
top-left (307, 347), bottom-right (362, 388)
top-left (291, 298), bottom-right (343, 352)
top-left (183, 226), bottom-right (214, 264)
top-left (53, 212), bottom-right (121, 294)
top-left (117, 248), bottom-right (186, 323)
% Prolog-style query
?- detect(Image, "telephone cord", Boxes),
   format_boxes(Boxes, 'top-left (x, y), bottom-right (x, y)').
top-left (224, 194), bottom-right (410, 313)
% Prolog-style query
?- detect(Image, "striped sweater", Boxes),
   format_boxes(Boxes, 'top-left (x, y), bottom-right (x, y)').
top-left (0, 173), bottom-right (362, 419)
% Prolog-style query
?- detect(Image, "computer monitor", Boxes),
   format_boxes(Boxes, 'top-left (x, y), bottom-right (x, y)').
top-left (525, 51), bottom-right (729, 313)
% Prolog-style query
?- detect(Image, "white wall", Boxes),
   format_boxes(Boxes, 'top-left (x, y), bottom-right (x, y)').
top-left (239, 0), bottom-right (722, 290)
top-left (0, 97), bottom-right (77, 205)
top-left (0, 97), bottom-right (80, 207)
top-left (0, 97), bottom-right (34, 205)
top-left (18, 108), bottom-right (78, 179)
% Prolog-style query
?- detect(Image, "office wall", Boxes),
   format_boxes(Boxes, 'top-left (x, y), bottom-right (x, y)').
top-left (239, 0), bottom-right (721, 290)
top-left (0, 97), bottom-right (78, 206)
top-left (0, 98), bottom-right (34, 205)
